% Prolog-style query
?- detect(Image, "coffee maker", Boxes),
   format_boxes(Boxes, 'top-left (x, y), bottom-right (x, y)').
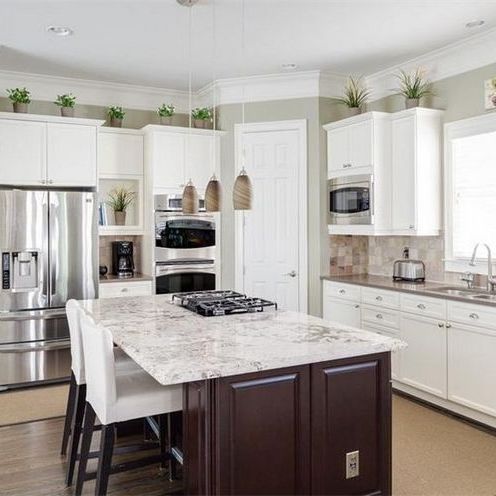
top-left (112, 241), bottom-right (135, 278)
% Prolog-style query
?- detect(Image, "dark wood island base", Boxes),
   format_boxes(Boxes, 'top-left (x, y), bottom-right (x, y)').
top-left (183, 352), bottom-right (392, 496)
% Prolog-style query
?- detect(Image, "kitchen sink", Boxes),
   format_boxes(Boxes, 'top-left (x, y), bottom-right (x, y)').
top-left (429, 286), bottom-right (482, 297)
top-left (471, 294), bottom-right (496, 301)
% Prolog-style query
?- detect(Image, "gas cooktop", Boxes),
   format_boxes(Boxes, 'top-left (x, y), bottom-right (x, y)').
top-left (172, 290), bottom-right (277, 317)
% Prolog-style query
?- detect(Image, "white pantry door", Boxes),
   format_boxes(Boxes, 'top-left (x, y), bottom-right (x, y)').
top-left (237, 122), bottom-right (306, 312)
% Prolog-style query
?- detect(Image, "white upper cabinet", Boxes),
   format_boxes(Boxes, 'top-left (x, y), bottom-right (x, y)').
top-left (349, 120), bottom-right (374, 168)
top-left (144, 126), bottom-right (224, 192)
top-left (0, 119), bottom-right (46, 186)
top-left (47, 123), bottom-right (97, 186)
top-left (0, 113), bottom-right (103, 187)
top-left (327, 126), bottom-right (350, 172)
top-left (391, 108), bottom-right (443, 235)
top-left (98, 130), bottom-right (143, 176)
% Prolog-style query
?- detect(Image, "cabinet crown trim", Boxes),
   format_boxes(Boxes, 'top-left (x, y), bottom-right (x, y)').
top-left (323, 111), bottom-right (391, 130)
top-left (0, 111), bottom-right (104, 127)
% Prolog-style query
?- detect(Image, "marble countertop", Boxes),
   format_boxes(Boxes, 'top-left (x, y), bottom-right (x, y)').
top-left (80, 294), bottom-right (404, 386)
top-left (99, 273), bottom-right (153, 284)
top-left (321, 274), bottom-right (496, 306)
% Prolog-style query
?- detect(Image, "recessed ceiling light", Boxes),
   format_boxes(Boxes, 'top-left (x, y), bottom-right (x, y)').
top-left (281, 63), bottom-right (298, 71)
top-left (465, 19), bottom-right (485, 28)
top-left (46, 25), bottom-right (73, 37)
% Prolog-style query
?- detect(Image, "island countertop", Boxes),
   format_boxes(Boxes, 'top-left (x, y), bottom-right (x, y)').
top-left (80, 294), bottom-right (404, 386)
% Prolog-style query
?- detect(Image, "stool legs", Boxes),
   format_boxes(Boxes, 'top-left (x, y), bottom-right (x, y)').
top-left (95, 424), bottom-right (115, 496)
top-left (60, 373), bottom-right (77, 456)
top-left (75, 402), bottom-right (96, 496)
top-left (65, 383), bottom-right (86, 486)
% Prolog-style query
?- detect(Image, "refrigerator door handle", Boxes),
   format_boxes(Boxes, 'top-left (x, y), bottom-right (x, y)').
top-left (0, 339), bottom-right (71, 353)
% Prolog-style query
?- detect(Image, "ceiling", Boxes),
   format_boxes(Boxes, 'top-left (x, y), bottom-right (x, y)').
top-left (1, 0), bottom-right (496, 91)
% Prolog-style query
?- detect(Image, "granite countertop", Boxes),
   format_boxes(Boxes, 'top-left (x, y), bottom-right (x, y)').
top-left (80, 294), bottom-right (404, 386)
top-left (321, 274), bottom-right (496, 306)
top-left (99, 273), bottom-right (153, 284)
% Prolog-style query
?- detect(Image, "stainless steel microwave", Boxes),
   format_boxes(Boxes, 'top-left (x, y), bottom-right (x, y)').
top-left (327, 174), bottom-right (374, 225)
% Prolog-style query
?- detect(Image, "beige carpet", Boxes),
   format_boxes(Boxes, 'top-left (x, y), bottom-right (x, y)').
top-left (393, 395), bottom-right (496, 495)
top-left (0, 384), bottom-right (69, 426)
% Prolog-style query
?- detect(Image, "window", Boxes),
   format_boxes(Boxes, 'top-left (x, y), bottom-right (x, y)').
top-left (445, 114), bottom-right (496, 272)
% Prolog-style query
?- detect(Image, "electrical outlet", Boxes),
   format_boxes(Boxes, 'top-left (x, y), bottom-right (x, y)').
top-left (346, 450), bottom-right (359, 479)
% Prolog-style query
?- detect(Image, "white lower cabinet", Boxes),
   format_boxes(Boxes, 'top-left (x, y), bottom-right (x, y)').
top-left (322, 297), bottom-right (361, 328)
top-left (447, 323), bottom-right (496, 417)
top-left (99, 281), bottom-right (152, 299)
top-left (398, 313), bottom-right (447, 398)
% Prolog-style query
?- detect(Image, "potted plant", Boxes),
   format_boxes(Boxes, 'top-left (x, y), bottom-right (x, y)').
top-left (54, 93), bottom-right (76, 117)
top-left (107, 106), bottom-right (126, 127)
top-left (106, 187), bottom-right (135, 226)
top-left (336, 77), bottom-right (370, 116)
top-left (396, 68), bottom-right (432, 109)
top-left (158, 103), bottom-right (175, 125)
top-left (192, 107), bottom-right (212, 128)
top-left (7, 87), bottom-right (31, 113)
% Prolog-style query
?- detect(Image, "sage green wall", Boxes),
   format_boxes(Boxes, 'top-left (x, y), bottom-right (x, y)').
top-left (0, 96), bottom-right (189, 129)
top-left (368, 62), bottom-right (496, 122)
top-left (217, 97), bottom-right (344, 316)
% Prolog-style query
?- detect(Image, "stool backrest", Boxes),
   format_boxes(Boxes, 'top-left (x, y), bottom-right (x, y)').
top-left (66, 299), bottom-right (85, 385)
top-left (79, 310), bottom-right (117, 412)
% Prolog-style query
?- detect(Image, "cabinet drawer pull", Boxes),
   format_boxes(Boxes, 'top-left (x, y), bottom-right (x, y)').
top-left (438, 322), bottom-right (444, 328)
top-left (469, 313), bottom-right (479, 320)
top-left (409, 225), bottom-right (415, 229)
top-left (417, 303), bottom-right (426, 310)
top-left (121, 288), bottom-right (129, 293)
top-left (354, 304), bottom-right (360, 309)
top-left (338, 289), bottom-right (346, 295)
top-left (376, 313), bottom-right (383, 319)
top-left (375, 296), bottom-right (383, 301)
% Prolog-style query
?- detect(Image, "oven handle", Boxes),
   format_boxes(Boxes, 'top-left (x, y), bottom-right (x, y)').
top-left (0, 339), bottom-right (71, 353)
top-left (156, 265), bottom-right (216, 276)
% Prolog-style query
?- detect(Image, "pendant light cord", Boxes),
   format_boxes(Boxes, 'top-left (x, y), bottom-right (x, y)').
top-left (212, 0), bottom-right (217, 178)
top-left (241, 0), bottom-right (246, 171)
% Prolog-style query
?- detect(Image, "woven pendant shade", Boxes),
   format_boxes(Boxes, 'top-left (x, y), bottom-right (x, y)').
top-left (182, 180), bottom-right (199, 214)
top-left (233, 168), bottom-right (252, 210)
top-left (205, 175), bottom-right (222, 212)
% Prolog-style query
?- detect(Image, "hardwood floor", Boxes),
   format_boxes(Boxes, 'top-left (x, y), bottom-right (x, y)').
top-left (0, 417), bottom-right (182, 496)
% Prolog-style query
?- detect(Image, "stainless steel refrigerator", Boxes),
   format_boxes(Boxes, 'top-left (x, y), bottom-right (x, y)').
top-left (0, 188), bottom-right (98, 390)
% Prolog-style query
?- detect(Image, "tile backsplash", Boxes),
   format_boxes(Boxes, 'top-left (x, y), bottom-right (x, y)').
top-left (329, 236), bottom-right (369, 276)
top-left (99, 236), bottom-right (142, 275)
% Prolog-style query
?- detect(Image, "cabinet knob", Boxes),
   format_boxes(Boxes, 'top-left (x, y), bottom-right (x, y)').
top-left (469, 313), bottom-right (479, 320)
top-left (354, 304), bottom-right (360, 309)
top-left (338, 289), bottom-right (346, 294)
top-left (39, 180), bottom-right (46, 185)
top-left (376, 313), bottom-right (383, 319)
top-left (409, 225), bottom-right (415, 230)
top-left (121, 288), bottom-right (129, 293)
top-left (375, 295), bottom-right (383, 301)
top-left (438, 322), bottom-right (444, 328)
top-left (446, 323), bottom-right (452, 328)
top-left (48, 179), bottom-right (54, 184)
top-left (417, 303), bottom-right (426, 310)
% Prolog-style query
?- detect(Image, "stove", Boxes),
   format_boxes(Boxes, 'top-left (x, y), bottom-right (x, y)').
top-left (172, 290), bottom-right (277, 317)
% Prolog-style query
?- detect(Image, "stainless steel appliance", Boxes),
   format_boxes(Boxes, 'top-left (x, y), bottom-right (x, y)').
top-left (0, 188), bottom-right (98, 389)
top-left (393, 248), bottom-right (425, 282)
top-left (155, 260), bottom-right (216, 294)
top-left (328, 174), bottom-right (374, 225)
top-left (154, 193), bottom-right (205, 213)
top-left (112, 241), bottom-right (134, 278)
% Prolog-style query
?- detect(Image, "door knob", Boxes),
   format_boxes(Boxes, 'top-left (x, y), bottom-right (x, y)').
top-left (285, 270), bottom-right (297, 278)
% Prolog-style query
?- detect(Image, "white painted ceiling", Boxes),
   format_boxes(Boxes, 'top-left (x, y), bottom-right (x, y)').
top-left (1, 0), bottom-right (496, 90)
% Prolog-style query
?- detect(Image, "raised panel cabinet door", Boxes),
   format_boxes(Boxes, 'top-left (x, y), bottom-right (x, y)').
top-left (323, 297), bottom-right (361, 328)
top-left (398, 313), bottom-right (447, 398)
top-left (349, 119), bottom-right (374, 168)
top-left (152, 132), bottom-right (185, 189)
top-left (311, 354), bottom-right (392, 496)
top-left (448, 324), bottom-right (496, 417)
top-left (47, 124), bottom-right (97, 186)
top-left (185, 134), bottom-right (215, 190)
top-left (215, 366), bottom-right (311, 495)
top-left (327, 127), bottom-right (350, 173)
top-left (391, 115), bottom-right (416, 231)
top-left (98, 133), bottom-right (143, 175)
top-left (0, 120), bottom-right (46, 185)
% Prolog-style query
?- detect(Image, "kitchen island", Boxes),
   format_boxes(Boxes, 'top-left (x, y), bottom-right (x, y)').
top-left (81, 294), bottom-right (404, 496)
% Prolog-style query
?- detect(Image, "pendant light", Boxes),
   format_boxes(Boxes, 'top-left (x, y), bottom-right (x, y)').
top-left (181, 0), bottom-right (199, 214)
top-left (205, 0), bottom-right (222, 213)
top-left (233, 0), bottom-right (252, 210)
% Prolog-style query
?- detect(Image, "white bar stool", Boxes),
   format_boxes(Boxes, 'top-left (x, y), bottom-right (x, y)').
top-left (76, 308), bottom-right (182, 496)
top-left (61, 299), bottom-right (137, 486)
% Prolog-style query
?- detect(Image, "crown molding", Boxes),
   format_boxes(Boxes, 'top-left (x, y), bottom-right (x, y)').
top-left (365, 27), bottom-right (496, 101)
top-left (0, 70), bottom-right (191, 112)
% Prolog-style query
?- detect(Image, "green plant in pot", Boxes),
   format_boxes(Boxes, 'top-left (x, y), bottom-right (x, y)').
top-left (54, 93), bottom-right (76, 117)
top-left (336, 77), bottom-right (370, 116)
top-left (158, 103), bottom-right (175, 125)
top-left (7, 87), bottom-right (31, 113)
top-left (108, 106), bottom-right (126, 128)
top-left (106, 187), bottom-right (136, 226)
top-left (192, 107), bottom-right (212, 128)
top-left (396, 68), bottom-right (432, 109)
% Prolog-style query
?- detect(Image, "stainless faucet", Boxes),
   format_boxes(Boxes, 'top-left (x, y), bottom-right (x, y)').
top-left (469, 243), bottom-right (496, 292)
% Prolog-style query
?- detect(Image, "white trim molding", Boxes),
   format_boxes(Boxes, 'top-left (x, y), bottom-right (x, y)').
top-left (0, 69), bottom-right (191, 112)
top-left (365, 27), bottom-right (496, 101)
top-left (234, 119), bottom-right (308, 313)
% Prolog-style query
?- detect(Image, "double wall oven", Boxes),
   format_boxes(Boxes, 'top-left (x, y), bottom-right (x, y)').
top-left (154, 195), bottom-right (216, 294)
